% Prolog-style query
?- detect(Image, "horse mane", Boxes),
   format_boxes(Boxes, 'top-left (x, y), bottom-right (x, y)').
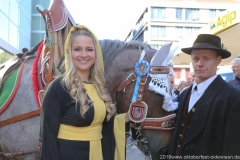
top-left (99, 39), bottom-right (151, 68)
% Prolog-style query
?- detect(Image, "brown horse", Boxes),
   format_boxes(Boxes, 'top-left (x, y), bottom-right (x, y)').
top-left (100, 40), bottom-right (177, 159)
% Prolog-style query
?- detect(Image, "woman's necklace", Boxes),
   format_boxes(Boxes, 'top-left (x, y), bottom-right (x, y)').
top-left (83, 78), bottom-right (92, 84)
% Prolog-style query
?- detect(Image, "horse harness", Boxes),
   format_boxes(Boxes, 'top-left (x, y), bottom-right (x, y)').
top-left (117, 73), bottom-right (175, 130)
top-left (117, 49), bottom-right (175, 130)
top-left (117, 49), bottom-right (176, 159)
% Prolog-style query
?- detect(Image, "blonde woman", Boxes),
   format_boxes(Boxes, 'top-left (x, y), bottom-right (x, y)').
top-left (40, 25), bottom-right (129, 160)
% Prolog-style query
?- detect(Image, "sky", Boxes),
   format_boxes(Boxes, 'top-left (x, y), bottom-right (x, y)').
top-left (64, 0), bottom-right (147, 40)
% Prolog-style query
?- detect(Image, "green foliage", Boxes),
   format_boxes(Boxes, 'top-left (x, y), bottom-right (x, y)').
top-left (0, 52), bottom-right (13, 64)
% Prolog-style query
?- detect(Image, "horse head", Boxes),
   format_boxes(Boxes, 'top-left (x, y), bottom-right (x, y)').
top-left (100, 40), bottom-right (178, 160)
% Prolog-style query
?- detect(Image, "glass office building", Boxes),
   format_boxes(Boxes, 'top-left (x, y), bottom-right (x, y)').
top-left (0, 0), bottom-right (31, 64)
top-left (0, 0), bottom-right (31, 53)
top-left (0, 0), bottom-right (50, 64)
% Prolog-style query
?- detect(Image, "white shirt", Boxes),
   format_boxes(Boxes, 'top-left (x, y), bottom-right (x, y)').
top-left (188, 75), bottom-right (217, 113)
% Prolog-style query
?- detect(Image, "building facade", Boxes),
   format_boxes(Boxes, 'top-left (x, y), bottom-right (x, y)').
top-left (0, 0), bottom-right (32, 63)
top-left (0, 0), bottom-right (50, 64)
top-left (125, 0), bottom-right (239, 84)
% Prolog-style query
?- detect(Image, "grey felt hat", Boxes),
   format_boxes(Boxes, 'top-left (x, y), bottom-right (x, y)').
top-left (181, 34), bottom-right (231, 59)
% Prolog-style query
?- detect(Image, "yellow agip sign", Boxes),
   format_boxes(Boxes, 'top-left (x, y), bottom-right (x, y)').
top-left (210, 10), bottom-right (239, 34)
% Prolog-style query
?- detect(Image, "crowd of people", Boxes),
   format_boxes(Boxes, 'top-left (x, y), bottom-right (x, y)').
top-left (39, 24), bottom-right (240, 159)
top-left (169, 72), bottom-right (195, 97)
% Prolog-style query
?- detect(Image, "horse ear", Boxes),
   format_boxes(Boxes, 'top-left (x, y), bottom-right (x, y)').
top-left (150, 42), bottom-right (172, 67)
top-left (161, 45), bottom-right (178, 66)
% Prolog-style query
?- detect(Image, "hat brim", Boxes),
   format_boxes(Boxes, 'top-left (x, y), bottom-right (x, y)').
top-left (181, 46), bottom-right (231, 59)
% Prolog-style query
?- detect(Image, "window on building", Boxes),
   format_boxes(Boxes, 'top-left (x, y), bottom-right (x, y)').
top-left (32, 16), bottom-right (42, 30)
top-left (9, 21), bottom-right (19, 49)
top-left (0, 0), bottom-right (9, 17)
top-left (31, 32), bottom-right (42, 49)
top-left (219, 9), bottom-right (225, 13)
top-left (151, 26), bottom-right (166, 39)
top-left (151, 44), bottom-right (162, 50)
top-left (0, 12), bottom-right (9, 42)
top-left (20, 10), bottom-right (31, 38)
top-left (9, 0), bottom-right (19, 26)
top-left (209, 9), bottom-right (216, 20)
top-left (176, 8), bottom-right (183, 20)
top-left (176, 27), bottom-right (183, 38)
top-left (151, 7), bottom-right (165, 20)
top-left (185, 27), bottom-right (199, 37)
top-left (185, 9), bottom-right (199, 21)
top-left (21, 0), bottom-right (31, 17)
top-left (32, 0), bottom-right (39, 14)
top-left (19, 32), bottom-right (30, 50)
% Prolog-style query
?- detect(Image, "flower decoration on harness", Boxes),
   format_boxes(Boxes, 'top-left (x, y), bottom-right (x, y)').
top-left (135, 61), bottom-right (150, 77)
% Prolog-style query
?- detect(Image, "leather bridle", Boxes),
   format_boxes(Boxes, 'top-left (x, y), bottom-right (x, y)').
top-left (117, 49), bottom-right (176, 159)
top-left (117, 52), bottom-right (175, 131)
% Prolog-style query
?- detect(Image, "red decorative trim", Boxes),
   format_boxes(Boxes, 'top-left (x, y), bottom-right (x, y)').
top-left (32, 41), bottom-right (44, 108)
top-left (0, 62), bottom-right (25, 114)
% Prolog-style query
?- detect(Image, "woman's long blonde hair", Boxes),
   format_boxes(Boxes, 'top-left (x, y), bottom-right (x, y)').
top-left (62, 27), bottom-right (116, 120)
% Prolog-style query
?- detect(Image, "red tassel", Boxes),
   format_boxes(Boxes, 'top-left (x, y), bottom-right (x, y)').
top-left (32, 41), bottom-right (44, 108)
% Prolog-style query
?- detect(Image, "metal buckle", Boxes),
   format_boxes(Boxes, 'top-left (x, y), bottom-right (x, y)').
top-left (128, 73), bottom-right (136, 82)
top-left (138, 88), bottom-right (144, 92)
top-left (139, 77), bottom-right (148, 85)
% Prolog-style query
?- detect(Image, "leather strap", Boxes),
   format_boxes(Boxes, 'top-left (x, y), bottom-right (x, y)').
top-left (39, 9), bottom-right (48, 18)
top-left (36, 6), bottom-right (55, 86)
top-left (141, 114), bottom-right (175, 130)
top-left (117, 73), bottom-right (137, 92)
top-left (0, 109), bottom-right (41, 127)
top-left (136, 76), bottom-right (147, 101)
top-left (0, 150), bottom-right (38, 157)
top-left (149, 66), bottom-right (171, 74)
top-left (45, 11), bottom-right (55, 85)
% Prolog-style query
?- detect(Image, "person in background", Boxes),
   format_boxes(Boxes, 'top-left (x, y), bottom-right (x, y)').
top-left (169, 34), bottom-right (240, 157)
top-left (190, 72), bottom-right (196, 82)
top-left (40, 25), bottom-right (129, 160)
top-left (177, 80), bottom-right (186, 92)
top-left (185, 78), bottom-right (192, 87)
top-left (180, 78), bottom-right (192, 94)
top-left (169, 74), bottom-right (180, 97)
top-left (228, 58), bottom-right (240, 90)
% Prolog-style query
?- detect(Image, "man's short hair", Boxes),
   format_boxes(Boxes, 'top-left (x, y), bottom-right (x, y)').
top-left (232, 57), bottom-right (240, 63)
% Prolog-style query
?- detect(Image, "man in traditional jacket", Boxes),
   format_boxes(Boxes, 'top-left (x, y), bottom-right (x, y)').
top-left (169, 34), bottom-right (240, 158)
